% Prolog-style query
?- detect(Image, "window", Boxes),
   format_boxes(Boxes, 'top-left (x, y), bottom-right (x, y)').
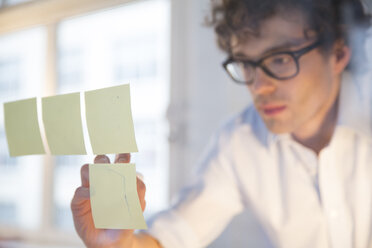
top-left (0, 28), bottom-right (46, 230)
top-left (0, 0), bottom-right (170, 245)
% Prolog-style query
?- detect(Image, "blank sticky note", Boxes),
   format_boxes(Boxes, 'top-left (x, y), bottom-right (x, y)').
top-left (85, 84), bottom-right (138, 154)
top-left (4, 98), bottom-right (45, 156)
top-left (89, 163), bottom-right (147, 229)
top-left (42, 93), bottom-right (86, 155)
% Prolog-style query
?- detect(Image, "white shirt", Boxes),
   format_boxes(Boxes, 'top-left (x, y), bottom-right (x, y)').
top-left (147, 73), bottom-right (372, 248)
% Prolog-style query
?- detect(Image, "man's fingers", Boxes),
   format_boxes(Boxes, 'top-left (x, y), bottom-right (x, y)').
top-left (81, 164), bottom-right (90, 187)
top-left (71, 186), bottom-right (90, 211)
top-left (82, 155), bottom-right (110, 187)
top-left (114, 153), bottom-right (131, 163)
top-left (137, 177), bottom-right (146, 211)
top-left (73, 186), bottom-right (90, 201)
top-left (94, 155), bottom-right (110, 164)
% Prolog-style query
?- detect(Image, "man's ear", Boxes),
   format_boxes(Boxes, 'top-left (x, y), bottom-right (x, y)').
top-left (332, 40), bottom-right (351, 74)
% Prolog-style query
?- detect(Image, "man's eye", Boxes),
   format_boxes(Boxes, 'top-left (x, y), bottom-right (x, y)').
top-left (242, 62), bottom-right (251, 69)
top-left (270, 55), bottom-right (291, 65)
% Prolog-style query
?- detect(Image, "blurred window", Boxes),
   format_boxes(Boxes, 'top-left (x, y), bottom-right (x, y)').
top-left (0, 0), bottom-right (170, 244)
top-left (0, 28), bottom-right (46, 230)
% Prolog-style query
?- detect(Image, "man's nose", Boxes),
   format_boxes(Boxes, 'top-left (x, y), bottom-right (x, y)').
top-left (249, 68), bottom-right (276, 95)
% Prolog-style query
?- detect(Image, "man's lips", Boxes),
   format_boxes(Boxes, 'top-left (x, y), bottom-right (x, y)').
top-left (260, 105), bottom-right (287, 116)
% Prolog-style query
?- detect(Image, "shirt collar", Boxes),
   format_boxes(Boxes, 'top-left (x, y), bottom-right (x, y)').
top-left (268, 72), bottom-right (372, 145)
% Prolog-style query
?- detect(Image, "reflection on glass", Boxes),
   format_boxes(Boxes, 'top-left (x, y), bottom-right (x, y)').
top-left (55, 0), bottom-right (170, 231)
top-left (0, 27), bottom-right (46, 229)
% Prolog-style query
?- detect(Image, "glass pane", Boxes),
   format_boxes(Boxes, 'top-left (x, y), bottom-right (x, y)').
top-left (0, 28), bottom-right (46, 229)
top-left (55, 0), bottom-right (170, 231)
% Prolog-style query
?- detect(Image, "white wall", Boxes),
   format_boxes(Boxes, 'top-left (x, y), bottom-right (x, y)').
top-left (169, 0), bottom-right (271, 247)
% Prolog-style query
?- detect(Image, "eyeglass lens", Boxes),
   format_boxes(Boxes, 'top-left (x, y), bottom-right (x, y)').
top-left (227, 53), bottom-right (298, 83)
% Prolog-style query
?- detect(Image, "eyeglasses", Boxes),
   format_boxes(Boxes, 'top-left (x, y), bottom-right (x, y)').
top-left (222, 40), bottom-right (322, 85)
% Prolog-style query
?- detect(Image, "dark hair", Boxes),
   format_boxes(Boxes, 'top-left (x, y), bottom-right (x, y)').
top-left (209, 0), bottom-right (371, 69)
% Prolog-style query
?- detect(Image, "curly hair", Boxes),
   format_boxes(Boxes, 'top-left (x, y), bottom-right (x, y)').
top-left (209, 0), bottom-right (371, 62)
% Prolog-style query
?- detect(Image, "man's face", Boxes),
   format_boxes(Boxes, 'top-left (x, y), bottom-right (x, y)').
top-left (231, 13), bottom-right (344, 135)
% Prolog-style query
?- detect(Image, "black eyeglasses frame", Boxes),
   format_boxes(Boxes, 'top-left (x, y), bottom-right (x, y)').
top-left (222, 40), bottom-right (323, 85)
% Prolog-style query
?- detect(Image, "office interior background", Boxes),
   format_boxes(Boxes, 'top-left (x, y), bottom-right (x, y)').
top-left (0, 0), bottom-right (371, 247)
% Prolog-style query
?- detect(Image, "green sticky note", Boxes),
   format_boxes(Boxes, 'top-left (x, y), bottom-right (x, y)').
top-left (4, 98), bottom-right (45, 156)
top-left (85, 84), bottom-right (138, 155)
top-left (89, 163), bottom-right (147, 229)
top-left (42, 93), bottom-right (86, 155)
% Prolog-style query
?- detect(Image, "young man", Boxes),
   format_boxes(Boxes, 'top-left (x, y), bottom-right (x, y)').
top-left (71, 0), bottom-right (372, 247)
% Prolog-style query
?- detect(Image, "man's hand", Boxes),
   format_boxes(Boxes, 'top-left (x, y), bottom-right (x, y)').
top-left (71, 153), bottom-right (147, 248)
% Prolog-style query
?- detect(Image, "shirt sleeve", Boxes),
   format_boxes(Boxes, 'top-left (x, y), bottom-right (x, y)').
top-left (146, 128), bottom-right (245, 248)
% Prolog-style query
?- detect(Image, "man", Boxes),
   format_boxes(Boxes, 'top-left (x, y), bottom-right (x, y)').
top-left (71, 0), bottom-right (372, 247)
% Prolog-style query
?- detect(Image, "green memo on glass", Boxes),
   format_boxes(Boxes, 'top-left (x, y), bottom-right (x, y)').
top-left (42, 92), bottom-right (87, 155)
top-left (3, 84), bottom-right (138, 156)
top-left (85, 84), bottom-right (138, 155)
top-left (89, 163), bottom-right (147, 229)
top-left (4, 98), bottom-right (45, 157)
